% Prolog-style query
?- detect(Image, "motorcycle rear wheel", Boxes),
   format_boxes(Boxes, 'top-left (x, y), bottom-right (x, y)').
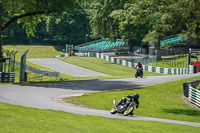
top-left (124, 106), bottom-right (134, 116)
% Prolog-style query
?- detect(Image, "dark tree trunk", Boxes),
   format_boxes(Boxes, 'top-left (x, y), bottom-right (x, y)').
top-left (128, 39), bottom-right (136, 52)
top-left (0, 2), bottom-right (2, 58)
top-left (196, 38), bottom-right (200, 46)
top-left (0, 3), bottom-right (3, 72)
top-left (156, 37), bottom-right (161, 50)
top-left (143, 42), bottom-right (149, 54)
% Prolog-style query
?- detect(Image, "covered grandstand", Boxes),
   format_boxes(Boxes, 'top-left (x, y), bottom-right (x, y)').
top-left (160, 34), bottom-right (188, 46)
top-left (69, 34), bottom-right (194, 67)
top-left (74, 39), bottom-right (128, 52)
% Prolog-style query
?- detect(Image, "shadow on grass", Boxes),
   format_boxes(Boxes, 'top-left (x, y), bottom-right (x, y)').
top-left (163, 109), bottom-right (200, 116)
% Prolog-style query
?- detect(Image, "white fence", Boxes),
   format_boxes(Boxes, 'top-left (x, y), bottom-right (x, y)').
top-left (183, 80), bottom-right (200, 108)
top-left (89, 52), bottom-right (192, 74)
top-left (189, 85), bottom-right (200, 107)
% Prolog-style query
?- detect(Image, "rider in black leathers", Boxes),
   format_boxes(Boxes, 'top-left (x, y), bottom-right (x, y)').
top-left (135, 62), bottom-right (143, 76)
top-left (116, 93), bottom-right (139, 110)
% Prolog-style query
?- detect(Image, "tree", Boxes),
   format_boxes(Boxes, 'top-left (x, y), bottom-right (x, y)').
top-left (88, 0), bottom-right (149, 51)
top-left (46, 11), bottom-right (91, 45)
top-left (2, 11), bottom-right (91, 45)
top-left (109, 1), bottom-right (150, 51)
top-left (176, 0), bottom-right (200, 44)
top-left (89, 0), bottom-right (127, 39)
top-left (88, 0), bottom-right (200, 51)
top-left (0, 0), bottom-right (81, 71)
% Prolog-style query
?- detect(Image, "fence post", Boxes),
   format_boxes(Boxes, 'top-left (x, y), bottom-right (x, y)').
top-left (20, 50), bottom-right (29, 82)
top-left (40, 74), bottom-right (42, 82)
top-left (183, 82), bottom-right (189, 97)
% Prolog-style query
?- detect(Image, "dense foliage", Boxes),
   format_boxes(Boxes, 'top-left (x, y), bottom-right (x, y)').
top-left (88, 0), bottom-right (200, 49)
top-left (0, 0), bottom-right (81, 58)
top-left (3, 11), bottom-right (91, 45)
top-left (1, 0), bottom-right (200, 52)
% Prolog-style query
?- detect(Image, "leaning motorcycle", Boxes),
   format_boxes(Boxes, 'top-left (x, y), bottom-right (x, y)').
top-left (110, 95), bottom-right (135, 116)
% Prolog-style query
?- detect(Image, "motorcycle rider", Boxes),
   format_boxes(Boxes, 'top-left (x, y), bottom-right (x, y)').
top-left (116, 93), bottom-right (139, 115)
top-left (136, 62), bottom-right (143, 68)
top-left (135, 62), bottom-right (143, 76)
top-left (132, 93), bottom-right (139, 109)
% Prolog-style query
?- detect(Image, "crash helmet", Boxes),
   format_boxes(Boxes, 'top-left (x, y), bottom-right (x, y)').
top-left (138, 62), bottom-right (141, 64)
top-left (133, 93), bottom-right (139, 100)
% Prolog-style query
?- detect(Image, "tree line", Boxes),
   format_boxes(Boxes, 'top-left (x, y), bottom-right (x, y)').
top-left (3, 10), bottom-right (91, 45)
top-left (1, 0), bottom-right (200, 56)
top-left (88, 0), bottom-right (200, 51)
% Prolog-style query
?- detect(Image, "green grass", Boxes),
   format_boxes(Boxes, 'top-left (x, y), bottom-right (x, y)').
top-left (0, 103), bottom-right (199, 133)
top-left (65, 76), bottom-right (200, 122)
top-left (157, 53), bottom-right (200, 68)
top-left (2, 45), bottom-right (64, 83)
top-left (157, 55), bottom-right (187, 68)
top-left (3, 45), bottom-right (64, 62)
top-left (3, 46), bottom-right (164, 82)
top-left (60, 57), bottom-right (165, 77)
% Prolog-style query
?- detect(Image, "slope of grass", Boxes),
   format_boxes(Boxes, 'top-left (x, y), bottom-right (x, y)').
top-left (157, 53), bottom-right (200, 68)
top-left (3, 45), bottom-right (64, 61)
top-left (157, 55), bottom-right (188, 68)
top-left (65, 76), bottom-right (200, 122)
top-left (1, 45), bottom-right (64, 83)
top-left (60, 57), bottom-right (165, 77)
top-left (0, 103), bottom-right (199, 133)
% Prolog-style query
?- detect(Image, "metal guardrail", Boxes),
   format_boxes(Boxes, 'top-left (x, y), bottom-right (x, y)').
top-left (0, 72), bottom-right (15, 83)
top-left (183, 79), bottom-right (200, 107)
top-left (189, 86), bottom-right (200, 107)
top-left (0, 72), bottom-right (1, 82)
top-left (15, 61), bottom-right (60, 81)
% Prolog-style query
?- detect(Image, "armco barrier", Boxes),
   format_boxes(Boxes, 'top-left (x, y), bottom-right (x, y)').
top-left (1, 72), bottom-right (15, 83)
top-left (0, 72), bottom-right (1, 82)
top-left (15, 61), bottom-right (61, 80)
top-left (90, 52), bottom-right (191, 74)
top-left (183, 79), bottom-right (200, 107)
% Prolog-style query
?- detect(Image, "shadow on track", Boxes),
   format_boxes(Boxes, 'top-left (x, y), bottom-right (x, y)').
top-left (17, 79), bottom-right (143, 91)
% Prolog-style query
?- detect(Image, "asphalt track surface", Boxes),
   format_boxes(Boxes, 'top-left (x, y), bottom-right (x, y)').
top-left (1, 58), bottom-right (200, 127)
top-left (1, 74), bottom-right (200, 127)
top-left (27, 58), bottom-right (109, 77)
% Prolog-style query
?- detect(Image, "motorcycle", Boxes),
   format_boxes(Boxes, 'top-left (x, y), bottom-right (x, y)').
top-left (110, 95), bottom-right (136, 116)
top-left (135, 66), bottom-right (143, 78)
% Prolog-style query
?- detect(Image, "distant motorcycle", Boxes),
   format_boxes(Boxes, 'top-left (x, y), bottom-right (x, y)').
top-left (110, 94), bottom-right (139, 116)
top-left (135, 66), bottom-right (143, 78)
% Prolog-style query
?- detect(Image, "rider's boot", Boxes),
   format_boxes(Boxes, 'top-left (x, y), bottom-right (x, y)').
top-left (130, 111), bottom-right (134, 116)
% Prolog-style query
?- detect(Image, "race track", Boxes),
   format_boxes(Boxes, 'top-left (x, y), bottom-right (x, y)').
top-left (1, 73), bottom-right (200, 127)
top-left (27, 58), bottom-right (109, 77)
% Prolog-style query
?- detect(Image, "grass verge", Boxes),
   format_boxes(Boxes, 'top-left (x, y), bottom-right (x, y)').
top-left (0, 103), bottom-right (199, 132)
top-left (3, 45), bottom-right (64, 62)
top-left (1, 45), bottom-right (64, 83)
top-left (60, 57), bottom-right (165, 77)
top-left (65, 76), bottom-right (200, 122)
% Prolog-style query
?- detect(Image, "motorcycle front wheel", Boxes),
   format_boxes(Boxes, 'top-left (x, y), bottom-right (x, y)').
top-left (135, 72), bottom-right (138, 78)
top-left (110, 107), bottom-right (117, 114)
top-left (124, 106), bottom-right (134, 116)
